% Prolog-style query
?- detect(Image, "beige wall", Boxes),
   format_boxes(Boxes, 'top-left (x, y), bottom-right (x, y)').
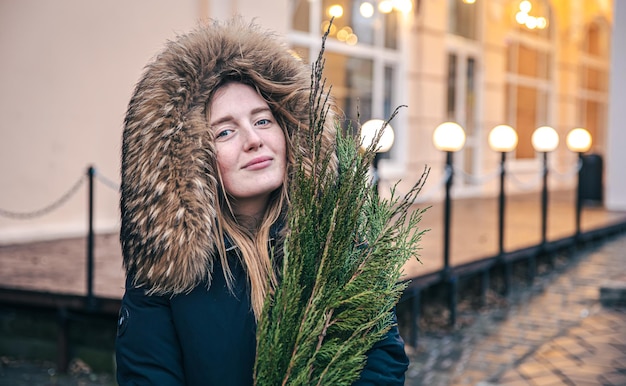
top-left (0, 0), bottom-right (287, 244)
top-left (606, 0), bottom-right (626, 210)
top-left (396, 0), bottom-right (449, 200)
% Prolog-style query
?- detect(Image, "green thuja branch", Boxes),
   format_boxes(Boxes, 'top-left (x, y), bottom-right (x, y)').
top-left (254, 21), bottom-right (429, 386)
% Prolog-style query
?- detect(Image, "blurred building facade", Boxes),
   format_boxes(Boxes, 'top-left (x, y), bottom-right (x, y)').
top-left (1, 0), bottom-right (623, 244)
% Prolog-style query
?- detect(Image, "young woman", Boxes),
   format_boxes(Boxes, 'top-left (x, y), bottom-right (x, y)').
top-left (116, 19), bottom-right (409, 385)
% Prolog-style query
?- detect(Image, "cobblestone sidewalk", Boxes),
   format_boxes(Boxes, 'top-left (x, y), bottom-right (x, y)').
top-left (0, 357), bottom-right (115, 386)
top-left (405, 233), bottom-right (626, 386)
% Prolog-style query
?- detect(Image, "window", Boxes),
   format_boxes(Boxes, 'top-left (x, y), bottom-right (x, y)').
top-left (578, 19), bottom-right (610, 152)
top-left (326, 53), bottom-right (374, 124)
top-left (446, 0), bottom-right (480, 184)
top-left (448, 0), bottom-right (478, 40)
top-left (446, 50), bottom-right (479, 183)
top-left (289, 0), bottom-right (408, 157)
top-left (505, 0), bottom-right (553, 159)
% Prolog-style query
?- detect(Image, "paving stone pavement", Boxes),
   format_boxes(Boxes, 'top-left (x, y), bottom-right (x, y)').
top-left (405, 233), bottom-right (626, 386)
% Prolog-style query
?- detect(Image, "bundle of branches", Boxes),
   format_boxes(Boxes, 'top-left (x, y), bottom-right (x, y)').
top-left (254, 29), bottom-right (429, 386)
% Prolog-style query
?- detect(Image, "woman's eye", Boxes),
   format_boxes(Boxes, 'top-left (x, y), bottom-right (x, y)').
top-left (255, 118), bottom-right (271, 127)
top-left (215, 128), bottom-right (233, 139)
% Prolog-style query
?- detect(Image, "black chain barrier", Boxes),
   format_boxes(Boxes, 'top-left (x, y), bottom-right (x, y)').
top-left (94, 170), bottom-right (120, 192)
top-left (0, 168), bottom-right (120, 221)
top-left (0, 175), bottom-right (87, 220)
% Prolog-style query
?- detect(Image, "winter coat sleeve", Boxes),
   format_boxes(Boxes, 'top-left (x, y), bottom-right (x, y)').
top-left (115, 283), bottom-right (185, 386)
top-left (353, 312), bottom-right (409, 386)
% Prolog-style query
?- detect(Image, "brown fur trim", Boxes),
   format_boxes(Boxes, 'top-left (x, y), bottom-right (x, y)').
top-left (120, 18), bottom-right (336, 294)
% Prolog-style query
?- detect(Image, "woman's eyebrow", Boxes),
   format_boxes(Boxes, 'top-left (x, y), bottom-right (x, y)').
top-left (210, 115), bottom-right (235, 127)
top-left (251, 106), bottom-right (272, 115)
top-left (211, 106), bottom-right (273, 127)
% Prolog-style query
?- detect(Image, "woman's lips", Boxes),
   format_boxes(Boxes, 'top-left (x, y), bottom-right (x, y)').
top-left (243, 156), bottom-right (272, 170)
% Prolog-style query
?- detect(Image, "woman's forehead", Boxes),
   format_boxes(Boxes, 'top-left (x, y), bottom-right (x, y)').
top-left (209, 84), bottom-right (280, 125)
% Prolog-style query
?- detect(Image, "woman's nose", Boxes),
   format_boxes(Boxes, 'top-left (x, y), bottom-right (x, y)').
top-left (242, 125), bottom-right (263, 150)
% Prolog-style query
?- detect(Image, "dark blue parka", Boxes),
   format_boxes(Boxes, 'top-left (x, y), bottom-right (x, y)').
top-left (116, 241), bottom-right (409, 385)
top-left (117, 19), bottom-right (409, 385)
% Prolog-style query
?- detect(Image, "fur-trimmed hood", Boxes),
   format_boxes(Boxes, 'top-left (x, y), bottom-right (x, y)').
top-left (120, 19), bottom-right (336, 294)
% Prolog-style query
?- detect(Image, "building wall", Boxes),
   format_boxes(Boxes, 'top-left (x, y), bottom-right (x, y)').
top-left (481, 1), bottom-right (513, 195)
top-left (388, 0), bottom-right (614, 202)
top-left (399, 0), bottom-right (450, 198)
top-left (606, 0), bottom-right (626, 210)
top-left (0, 0), bottom-right (616, 244)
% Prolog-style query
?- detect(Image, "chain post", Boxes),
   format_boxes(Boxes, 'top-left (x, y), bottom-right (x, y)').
top-left (86, 166), bottom-right (95, 310)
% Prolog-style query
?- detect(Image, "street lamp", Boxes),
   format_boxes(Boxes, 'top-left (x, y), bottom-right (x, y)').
top-left (360, 119), bottom-right (395, 153)
top-left (566, 128), bottom-right (592, 241)
top-left (531, 126), bottom-right (559, 248)
top-left (360, 119), bottom-right (395, 192)
top-left (433, 121), bottom-right (466, 326)
top-left (433, 122), bottom-right (466, 272)
top-left (488, 125), bottom-right (519, 258)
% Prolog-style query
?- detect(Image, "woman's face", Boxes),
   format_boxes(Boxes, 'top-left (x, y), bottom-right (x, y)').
top-left (209, 82), bottom-right (287, 217)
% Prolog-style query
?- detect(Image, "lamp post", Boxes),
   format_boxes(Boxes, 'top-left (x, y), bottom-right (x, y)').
top-left (433, 121), bottom-right (466, 326)
top-left (488, 125), bottom-right (519, 257)
top-left (360, 119), bottom-right (395, 193)
top-left (566, 128), bottom-right (592, 241)
top-left (531, 126), bottom-right (559, 249)
top-left (488, 125), bottom-right (518, 296)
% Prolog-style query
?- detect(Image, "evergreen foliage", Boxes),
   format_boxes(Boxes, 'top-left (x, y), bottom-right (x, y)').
top-left (254, 27), bottom-right (429, 386)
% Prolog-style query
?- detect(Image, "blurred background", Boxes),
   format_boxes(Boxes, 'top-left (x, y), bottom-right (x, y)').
top-left (1, 0), bottom-right (625, 384)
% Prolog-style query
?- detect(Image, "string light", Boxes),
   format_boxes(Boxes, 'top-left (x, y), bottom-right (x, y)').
top-left (360, 2), bottom-right (375, 18)
top-left (323, 1), bottom-right (413, 44)
top-left (328, 4), bottom-right (343, 18)
top-left (515, 0), bottom-right (548, 30)
top-left (378, 0), bottom-right (394, 14)
top-left (336, 26), bottom-right (352, 41)
top-left (392, 0), bottom-right (412, 13)
top-left (321, 20), bottom-right (337, 36)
